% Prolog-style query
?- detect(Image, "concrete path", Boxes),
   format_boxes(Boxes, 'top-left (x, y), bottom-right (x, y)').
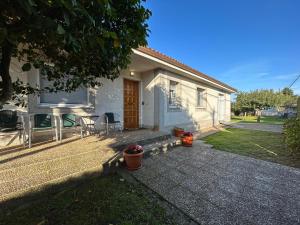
top-left (131, 141), bottom-right (300, 225)
top-left (231, 123), bottom-right (283, 133)
top-left (0, 130), bottom-right (167, 202)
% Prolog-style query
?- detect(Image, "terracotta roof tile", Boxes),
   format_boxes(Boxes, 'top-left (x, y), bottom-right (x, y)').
top-left (136, 46), bottom-right (237, 92)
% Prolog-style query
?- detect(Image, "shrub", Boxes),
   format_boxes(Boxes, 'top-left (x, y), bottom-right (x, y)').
top-left (283, 118), bottom-right (300, 153)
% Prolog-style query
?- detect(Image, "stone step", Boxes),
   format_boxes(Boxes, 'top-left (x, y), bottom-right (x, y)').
top-left (143, 137), bottom-right (182, 158)
top-left (112, 133), bottom-right (172, 151)
top-left (115, 137), bottom-right (181, 167)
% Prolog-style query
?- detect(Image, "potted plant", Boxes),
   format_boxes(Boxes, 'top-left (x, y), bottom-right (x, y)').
top-left (123, 144), bottom-right (144, 170)
top-left (181, 132), bottom-right (193, 147)
top-left (174, 127), bottom-right (184, 137)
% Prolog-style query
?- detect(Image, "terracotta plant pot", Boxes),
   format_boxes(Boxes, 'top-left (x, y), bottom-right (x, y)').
top-left (181, 132), bottom-right (193, 147)
top-left (174, 127), bottom-right (184, 137)
top-left (123, 145), bottom-right (144, 171)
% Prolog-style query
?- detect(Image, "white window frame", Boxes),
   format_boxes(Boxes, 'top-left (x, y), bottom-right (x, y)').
top-left (37, 71), bottom-right (92, 108)
top-left (196, 87), bottom-right (206, 108)
top-left (168, 80), bottom-right (181, 109)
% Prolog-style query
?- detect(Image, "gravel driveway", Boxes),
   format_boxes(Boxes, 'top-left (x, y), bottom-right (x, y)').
top-left (131, 140), bottom-right (300, 225)
top-left (230, 123), bottom-right (283, 133)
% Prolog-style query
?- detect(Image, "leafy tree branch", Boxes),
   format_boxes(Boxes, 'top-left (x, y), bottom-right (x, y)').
top-left (0, 0), bottom-right (151, 106)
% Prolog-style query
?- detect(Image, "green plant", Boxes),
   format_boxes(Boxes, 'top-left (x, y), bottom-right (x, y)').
top-left (0, 0), bottom-right (151, 105)
top-left (284, 118), bottom-right (300, 153)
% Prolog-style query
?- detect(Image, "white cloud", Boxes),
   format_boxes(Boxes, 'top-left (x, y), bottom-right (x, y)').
top-left (256, 72), bottom-right (269, 77)
top-left (219, 60), bottom-right (271, 82)
top-left (273, 73), bottom-right (299, 80)
top-left (217, 60), bottom-right (300, 93)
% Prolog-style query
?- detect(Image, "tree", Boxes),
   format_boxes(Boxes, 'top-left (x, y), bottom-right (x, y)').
top-left (282, 87), bottom-right (294, 96)
top-left (232, 89), bottom-right (298, 115)
top-left (0, 0), bottom-right (151, 106)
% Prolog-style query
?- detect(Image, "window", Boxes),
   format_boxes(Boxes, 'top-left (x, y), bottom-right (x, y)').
top-left (39, 73), bottom-right (88, 106)
top-left (196, 88), bottom-right (206, 108)
top-left (169, 80), bottom-right (180, 108)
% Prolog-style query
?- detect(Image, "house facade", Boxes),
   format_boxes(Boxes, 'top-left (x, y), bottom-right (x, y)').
top-left (6, 47), bottom-right (236, 133)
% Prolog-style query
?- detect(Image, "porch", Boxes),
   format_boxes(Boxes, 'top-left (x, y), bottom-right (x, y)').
top-left (0, 129), bottom-right (170, 202)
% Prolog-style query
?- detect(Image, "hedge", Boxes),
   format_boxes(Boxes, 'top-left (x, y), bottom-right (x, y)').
top-left (283, 118), bottom-right (300, 153)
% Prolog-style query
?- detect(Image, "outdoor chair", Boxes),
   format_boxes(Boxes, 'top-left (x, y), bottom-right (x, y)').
top-left (58, 114), bottom-right (81, 141)
top-left (0, 110), bottom-right (25, 145)
top-left (62, 114), bottom-right (80, 128)
top-left (0, 110), bottom-right (19, 132)
top-left (105, 112), bottom-right (122, 134)
top-left (80, 115), bottom-right (100, 137)
top-left (28, 114), bottom-right (58, 148)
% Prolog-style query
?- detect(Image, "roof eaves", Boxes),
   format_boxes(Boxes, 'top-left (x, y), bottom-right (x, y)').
top-left (135, 46), bottom-right (237, 93)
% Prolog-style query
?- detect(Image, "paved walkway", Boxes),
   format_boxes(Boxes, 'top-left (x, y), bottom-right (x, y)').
top-left (131, 140), bottom-right (300, 225)
top-left (231, 123), bottom-right (283, 133)
top-left (0, 130), bottom-right (167, 202)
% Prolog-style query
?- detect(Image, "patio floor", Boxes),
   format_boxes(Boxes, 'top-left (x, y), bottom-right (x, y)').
top-left (130, 140), bottom-right (300, 225)
top-left (0, 129), bottom-right (168, 202)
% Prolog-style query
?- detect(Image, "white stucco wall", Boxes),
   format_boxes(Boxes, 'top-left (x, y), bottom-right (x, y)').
top-left (2, 58), bottom-right (29, 112)
top-left (94, 71), bottom-right (146, 129)
top-left (5, 58), bottom-right (232, 133)
top-left (140, 70), bottom-right (159, 128)
top-left (156, 70), bottom-right (231, 132)
top-left (225, 93), bottom-right (231, 121)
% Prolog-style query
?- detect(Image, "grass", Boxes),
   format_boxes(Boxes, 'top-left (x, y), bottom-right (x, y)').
top-left (0, 174), bottom-right (176, 225)
top-left (231, 115), bottom-right (286, 124)
top-left (203, 128), bottom-right (300, 168)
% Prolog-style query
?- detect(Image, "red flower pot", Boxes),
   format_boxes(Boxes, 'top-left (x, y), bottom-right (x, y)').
top-left (123, 145), bottom-right (144, 171)
top-left (181, 132), bottom-right (193, 147)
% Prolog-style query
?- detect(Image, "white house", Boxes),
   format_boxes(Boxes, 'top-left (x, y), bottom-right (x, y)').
top-left (6, 46), bottom-right (236, 134)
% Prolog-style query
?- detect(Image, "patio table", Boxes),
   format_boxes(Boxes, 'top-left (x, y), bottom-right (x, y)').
top-left (18, 112), bottom-right (102, 147)
top-left (55, 114), bottom-right (100, 141)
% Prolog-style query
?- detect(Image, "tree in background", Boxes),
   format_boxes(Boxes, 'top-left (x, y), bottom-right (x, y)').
top-left (282, 87), bottom-right (294, 96)
top-left (0, 0), bottom-right (151, 106)
top-left (232, 89), bottom-right (298, 115)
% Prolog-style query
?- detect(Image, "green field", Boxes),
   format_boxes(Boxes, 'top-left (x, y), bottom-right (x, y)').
top-left (203, 128), bottom-right (300, 168)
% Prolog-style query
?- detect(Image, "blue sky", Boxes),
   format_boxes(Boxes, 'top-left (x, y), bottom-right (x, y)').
top-left (144, 0), bottom-right (300, 94)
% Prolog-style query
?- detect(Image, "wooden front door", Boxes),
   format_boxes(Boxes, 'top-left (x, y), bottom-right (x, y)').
top-left (124, 79), bottom-right (139, 129)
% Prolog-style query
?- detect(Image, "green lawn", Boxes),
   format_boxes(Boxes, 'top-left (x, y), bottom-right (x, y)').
top-left (203, 128), bottom-right (300, 168)
top-left (0, 174), bottom-right (176, 225)
top-left (231, 115), bottom-right (286, 124)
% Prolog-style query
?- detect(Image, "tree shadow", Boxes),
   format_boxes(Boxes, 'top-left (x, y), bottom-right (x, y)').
top-left (0, 69), bottom-right (231, 216)
top-left (0, 169), bottom-right (107, 213)
top-left (0, 137), bottom-right (81, 164)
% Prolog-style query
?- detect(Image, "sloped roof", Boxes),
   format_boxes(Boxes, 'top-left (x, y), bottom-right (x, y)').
top-left (136, 46), bottom-right (237, 92)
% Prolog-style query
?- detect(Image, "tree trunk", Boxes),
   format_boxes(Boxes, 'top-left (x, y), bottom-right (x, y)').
top-left (0, 41), bottom-right (13, 105)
